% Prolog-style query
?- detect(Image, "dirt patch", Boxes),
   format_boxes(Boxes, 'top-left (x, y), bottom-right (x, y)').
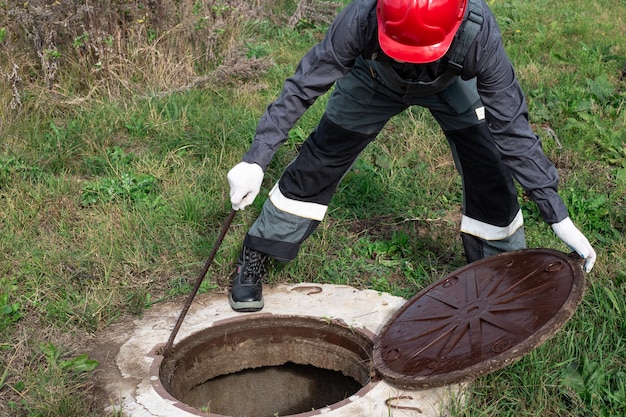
top-left (84, 315), bottom-right (143, 413)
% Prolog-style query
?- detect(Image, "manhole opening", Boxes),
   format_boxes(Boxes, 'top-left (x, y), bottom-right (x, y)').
top-left (158, 315), bottom-right (375, 417)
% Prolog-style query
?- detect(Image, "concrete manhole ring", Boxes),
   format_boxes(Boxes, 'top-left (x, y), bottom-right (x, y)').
top-left (102, 284), bottom-right (465, 417)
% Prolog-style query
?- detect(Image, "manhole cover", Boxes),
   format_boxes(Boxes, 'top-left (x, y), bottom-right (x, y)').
top-left (373, 249), bottom-right (585, 388)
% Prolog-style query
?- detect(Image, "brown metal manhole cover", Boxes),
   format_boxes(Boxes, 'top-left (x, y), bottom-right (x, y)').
top-left (373, 249), bottom-right (585, 388)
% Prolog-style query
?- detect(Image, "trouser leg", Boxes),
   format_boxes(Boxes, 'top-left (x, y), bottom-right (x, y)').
top-left (245, 115), bottom-right (380, 261)
top-left (445, 124), bottom-right (526, 262)
top-left (461, 227), bottom-right (526, 262)
top-left (439, 120), bottom-right (526, 263)
top-left (422, 78), bottom-right (526, 262)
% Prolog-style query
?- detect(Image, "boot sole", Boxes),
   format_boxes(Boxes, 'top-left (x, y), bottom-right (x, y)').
top-left (229, 294), bottom-right (264, 312)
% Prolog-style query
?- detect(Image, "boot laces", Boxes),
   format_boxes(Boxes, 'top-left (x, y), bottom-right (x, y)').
top-left (242, 247), bottom-right (266, 284)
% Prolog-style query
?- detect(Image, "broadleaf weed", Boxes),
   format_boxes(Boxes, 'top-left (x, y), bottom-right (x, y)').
top-left (80, 172), bottom-right (158, 207)
top-left (0, 293), bottom-right (22, 330)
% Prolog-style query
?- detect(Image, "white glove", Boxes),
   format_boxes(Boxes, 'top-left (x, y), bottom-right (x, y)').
top-left (227, 162), bottom-right (264, 210)
top-left (551, 217), bottom-right (596, 272)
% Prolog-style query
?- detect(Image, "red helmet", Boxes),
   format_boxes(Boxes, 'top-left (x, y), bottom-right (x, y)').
top-left (377, 0), bottom-right (467, 64)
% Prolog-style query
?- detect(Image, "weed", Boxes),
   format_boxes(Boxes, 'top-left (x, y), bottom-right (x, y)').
top-left (354, 232), bottom-right (411, 264)
top-left (0, 293), bottom-right (22, 331)
top-left (80, 172), bottom-right (158, 207)
top-left (560, 187), bottom-right (618, 241)
top-left (39, 342), bottom-right (98, 373)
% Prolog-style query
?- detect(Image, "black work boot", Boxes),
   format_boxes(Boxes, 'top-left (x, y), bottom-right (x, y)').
top-left (229, 246), bottom-right (267, 312)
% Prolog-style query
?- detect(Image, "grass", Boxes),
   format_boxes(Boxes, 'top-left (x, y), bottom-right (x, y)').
top-left (0, 0), bottom-right (625, 416)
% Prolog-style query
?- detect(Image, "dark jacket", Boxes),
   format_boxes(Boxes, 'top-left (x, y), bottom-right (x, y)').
top-left (242, 0), bottom-right (567, 224)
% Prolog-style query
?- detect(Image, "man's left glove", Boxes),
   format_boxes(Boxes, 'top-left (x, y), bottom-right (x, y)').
top-left (227, 162), bottom-right (264, 210)
top-left (551, 217), bottom-right (596, 272)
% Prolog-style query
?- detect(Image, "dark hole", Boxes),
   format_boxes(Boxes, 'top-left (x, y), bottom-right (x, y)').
top-left (180, 362), bottom-right (363, 416)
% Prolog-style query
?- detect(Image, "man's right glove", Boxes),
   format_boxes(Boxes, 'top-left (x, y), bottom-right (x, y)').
top-left (551, 217), bottom-right (597, 272)
top-left (227, 162), bottom-right (264, 210)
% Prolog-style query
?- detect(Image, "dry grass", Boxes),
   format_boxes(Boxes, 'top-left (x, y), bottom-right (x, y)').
top-left (0, 0), bottom-right (276, 118)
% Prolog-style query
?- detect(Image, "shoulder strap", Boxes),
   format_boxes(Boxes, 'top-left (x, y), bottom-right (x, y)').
top-left (447, 0), bottom-right (484, 73)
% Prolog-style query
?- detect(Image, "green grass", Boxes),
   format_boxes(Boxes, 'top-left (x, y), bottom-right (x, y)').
top-left (0, 0), bottom-right (625, 416)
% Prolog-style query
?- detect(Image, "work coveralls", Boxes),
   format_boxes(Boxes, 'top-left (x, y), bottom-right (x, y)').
top-left (240, 0), bottom-right (569, 263)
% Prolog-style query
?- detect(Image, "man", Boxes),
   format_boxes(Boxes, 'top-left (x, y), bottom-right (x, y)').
top-left (226, 0), bottom-right (596, 312)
